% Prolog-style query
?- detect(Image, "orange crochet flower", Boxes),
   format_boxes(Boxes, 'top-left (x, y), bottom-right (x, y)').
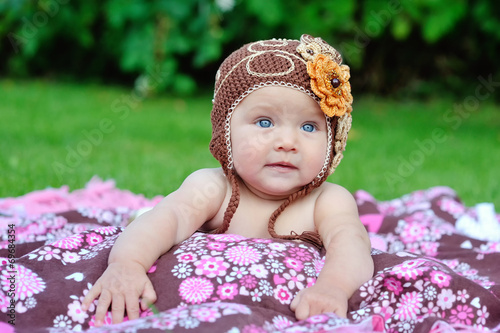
top-left (307, 54), bottom-right (353, 117)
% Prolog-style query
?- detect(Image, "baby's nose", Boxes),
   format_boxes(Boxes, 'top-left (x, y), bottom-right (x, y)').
top-left (274, 128), bottom-right (297, 152)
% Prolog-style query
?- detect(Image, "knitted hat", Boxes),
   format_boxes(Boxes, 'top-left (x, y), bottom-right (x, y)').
top-left (209, 34), bottom-right (353, 248)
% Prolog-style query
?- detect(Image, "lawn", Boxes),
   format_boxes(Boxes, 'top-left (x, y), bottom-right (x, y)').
top-left (1, 79), bottom-right (499, 208)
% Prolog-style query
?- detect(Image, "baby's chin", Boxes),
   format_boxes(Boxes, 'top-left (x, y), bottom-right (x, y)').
top-left (244, 182), bottom-right (309, 200)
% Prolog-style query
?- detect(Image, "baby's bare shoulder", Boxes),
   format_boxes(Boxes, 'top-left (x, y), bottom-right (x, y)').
top-left (317, 182), bottom-right (355, 200)
top-left (172, 168), bottom-right (229, 207)
top-left (314, 182), bottom-right (358, 217)
top-left (183, 168), bottom-right (227, 187)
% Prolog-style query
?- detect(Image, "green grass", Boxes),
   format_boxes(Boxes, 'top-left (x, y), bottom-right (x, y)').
top-left (1, 79), bottom-right (499, 208)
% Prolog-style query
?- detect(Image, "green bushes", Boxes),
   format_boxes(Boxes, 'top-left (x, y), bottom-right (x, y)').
top-left (1, 0), bottom-right (499, 97)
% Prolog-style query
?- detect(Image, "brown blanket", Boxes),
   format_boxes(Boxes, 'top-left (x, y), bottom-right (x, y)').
top-left (1, 186), bottom-right (500, 332)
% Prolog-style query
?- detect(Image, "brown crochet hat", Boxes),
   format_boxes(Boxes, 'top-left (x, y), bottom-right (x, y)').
top-left (209, 34), bottom-right (353, 247)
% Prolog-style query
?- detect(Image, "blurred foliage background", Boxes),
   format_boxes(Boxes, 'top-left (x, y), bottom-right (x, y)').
top-left (1, 0), bottom-right (499, 205)
top-left (1, 0), bottom-right (499, 98)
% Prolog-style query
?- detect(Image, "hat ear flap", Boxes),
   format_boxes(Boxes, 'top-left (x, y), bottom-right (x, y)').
top-left (328, 113), bottom-right (352, 176)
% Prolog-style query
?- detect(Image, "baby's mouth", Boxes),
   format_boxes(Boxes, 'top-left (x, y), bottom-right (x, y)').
top-left (265, 162), bottom-right (298, 170)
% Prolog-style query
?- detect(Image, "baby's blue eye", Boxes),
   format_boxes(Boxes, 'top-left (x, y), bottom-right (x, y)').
top-left (301, 124), bottom-right (316, 132)
top-left (257, 119), bottom-right (273, 128)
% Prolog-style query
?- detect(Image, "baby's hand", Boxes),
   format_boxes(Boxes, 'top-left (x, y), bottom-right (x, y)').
top-left (81, 261), bottom-right (157, 327)
top-left (290, 284), bottom-right (348, 320)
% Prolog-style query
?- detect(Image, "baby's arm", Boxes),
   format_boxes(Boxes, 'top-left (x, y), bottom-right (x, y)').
top-left (291, 184), bottom-right (373, 320)
top-left (82, 168), bottom-right (227, 326)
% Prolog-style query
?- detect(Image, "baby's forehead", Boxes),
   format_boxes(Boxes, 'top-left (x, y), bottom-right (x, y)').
top-left (242, 86), bottom-right (319, 106)
top-left (236, 86), bottom-right (323, 118)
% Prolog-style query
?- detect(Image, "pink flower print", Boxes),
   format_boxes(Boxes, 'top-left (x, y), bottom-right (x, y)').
top-left (178, 316), bottom-right (200, 329)
top-left (424, 285), bottom-right (438, 301)
top-left (240, 275), bottom-right (257, 289)
top-left (360, 277), bottom-right (383, 301)
top-left (287, 247), bottom-right (312, 261)
top-left (25, 221), bottom-right (47, 236)
top-left (89, 312), bottom-right (113, 327)
top-left (172, 263), bottom-right (193, 279)
top-left (150, 313), bottom-right (176, 330)
top-left (421, 242), bottom-right (439, 257)
top-left (261, 248), bottom-right (282, 259)
top-left (229, 266), bottom-right (248, 279)
top-left (53, 315), bottom-right (72, 329)
top-left (179, 277), bottom-right (214, 304)
top-left (249, 264), bottom-right (268, 279)
top-left (437, 289), bottom-right (456, 310)
top-left (283, 269), bottom-right (305, 290)
top-left (2, 265), bottom-right (45, 301)
top-left (0, 258), bottom-right (8, 266)
top-left (258, 280), bottom-right (273, 296)
top-left (442, 259), bottom-right (459, 270)
top-left (0, 291), bottom-right (9, 312)
top-left (307, 314), bottom-right (328, 324)
top-left (372, 296), bottom-right (395, 321)
top-left (67, 300), bottom-right (88, 324)
top-left (99, 210), bottom-right (115, 223)
top-left (225, 245), bottom-right (261, 266)
top-left (272, 315), bottom-right (293, 330)
top-left (430, 270), bottom-right (452, 288)
top-left (456, 289), bottom-right (469, 303)
top-left (191, 306), bottom-right (221, 323)
top-left (351, 307), bottom-right (371, 321)
top-left (394, 291), bottom-right (423, 321)
top-left (242, 324), bottom-right (267, 333)
top-left (450, 304), bottom-right (474, 326)
top-left (438, 198), bottom-right (465, 217)
top-left (313, 258), bottom-right (325, 275)
top-left (463, 268), bottom-right (479, 277)
top-left (274, 285), bottom-right (293, 305)
top-left (306, 277), bottom-right (316, 288)
top-left (194, 256), bottom-right (229, 278)
top-left (217, 283), bottom-right (238, 300)
top-left (207, 242), bottom-right (226, 252)
top-left (169, 308), bottom-right (189, 322)
top-left (391, 259), bottom-right (427, 281)
top-left (177, 252), bottom-right (197, 263)
top-left (250, 289), bottom-right (262, 302)
top-left (421, 301), bottom-right (440, 318)
top-left (93, 226), bottom-right (118, 235)
top-left (86, 233), bottom-right (103, 246)
top-left (476, 305), bottom-right (489, 325)
top-left (265, 259), bottom-right (285, 274)
top-left (210, 234), bottom-right (246, 242)
top-left (52, 234), bottom-right (84, 250)
top-left (81, 207), bottom-right (100, 219)
top-left (268, 242), bottom-right (287, 252)
top-left (62, 251), bottom-right (81, 264)
top-left (284, 257), bottom-right (304, 271)
top-left (35, 246), bottom-right (62, 261)
top-left (401, 222), bottom-right (427, 244)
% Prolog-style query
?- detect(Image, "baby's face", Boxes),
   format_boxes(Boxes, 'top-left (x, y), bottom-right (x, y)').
top-left (230, 86), bottom-right (328, 198)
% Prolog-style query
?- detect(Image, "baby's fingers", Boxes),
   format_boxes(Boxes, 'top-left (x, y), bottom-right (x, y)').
top-left (140, 281), bottom-right (158, 311)
top-left (110, 293), bottom-right (125, 324)
top-left (124, 293), bottom-right (141, 321)
top-left (81, 283), bottom-right (101, 312)
top-left (291, 291), bottom-right (311, 320)
top-left (93, 289), bottom-right (113, 326)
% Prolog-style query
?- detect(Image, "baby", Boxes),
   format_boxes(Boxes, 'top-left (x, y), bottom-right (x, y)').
top-left (82, 34), bottom-right (374, 326)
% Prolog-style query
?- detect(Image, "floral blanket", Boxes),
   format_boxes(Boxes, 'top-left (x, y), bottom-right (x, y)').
top-left (1, 178), bottom-right (500, 332)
